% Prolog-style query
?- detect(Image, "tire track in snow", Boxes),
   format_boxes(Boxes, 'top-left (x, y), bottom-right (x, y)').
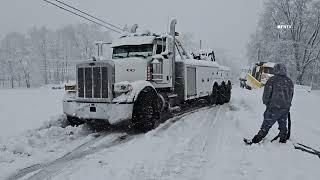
top-left (199, 104), bottom-right (239, 179)
top-left (143, 106), bottom-right (223, 180)
top-left (155, 104), bottom-right (217, 133)
top-left (26, 134), bottom-right (136, 180)
top-left (7, 105), bottom-right (220, 180)
top-left (201, 105), bottom-right (224, 152)
top-left (5, 132), bottom-right (107, 180)
top-left (24, 106), bottom-right (211, 180)
top-left (5, 132), bottom-right (133, 180)
top-left (171, 105), bottom-right (224, 179)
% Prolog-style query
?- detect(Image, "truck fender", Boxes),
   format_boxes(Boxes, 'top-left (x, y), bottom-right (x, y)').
top-left (131, 81), bottom-right (157, 102)
top-left (112, 80), bottom-right (157, 103)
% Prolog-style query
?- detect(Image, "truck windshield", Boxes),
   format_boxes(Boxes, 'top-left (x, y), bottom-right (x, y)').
top-left (112, 44), bottom-right (153, 59)
top-left (263, 67), bottom-right (274, 74)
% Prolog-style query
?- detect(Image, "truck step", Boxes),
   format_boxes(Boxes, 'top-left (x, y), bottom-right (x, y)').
top-left (169, 106), bottom-right (181, 112)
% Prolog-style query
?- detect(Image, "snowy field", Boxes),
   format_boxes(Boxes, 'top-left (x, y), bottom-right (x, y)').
top-left (0, 87), bottom-right (64, 138)
top-left (0, 86), bottom-right (320, 180)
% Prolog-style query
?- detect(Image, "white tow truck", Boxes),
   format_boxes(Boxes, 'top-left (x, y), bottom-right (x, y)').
top-left (63, 20), bottom-right (232, 131)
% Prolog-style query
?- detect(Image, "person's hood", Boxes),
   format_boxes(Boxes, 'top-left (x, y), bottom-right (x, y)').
top-left (274, 63), bottom-right (287, 76)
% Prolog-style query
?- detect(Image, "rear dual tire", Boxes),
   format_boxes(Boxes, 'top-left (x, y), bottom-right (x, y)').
top-left (209, 85), bottom-right (218, 105)
top-left (66, 116), bottom-right (85, 127)
top-left (210, 82), bottom-right (232, 105)
top-left (225, 81), bottom-right (232, 103)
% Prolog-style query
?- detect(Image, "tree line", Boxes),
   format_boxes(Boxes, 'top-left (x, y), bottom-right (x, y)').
top-left (0, 23), bottom-right (110, 88)
top-left (247, 0), bottom-right (320, 87)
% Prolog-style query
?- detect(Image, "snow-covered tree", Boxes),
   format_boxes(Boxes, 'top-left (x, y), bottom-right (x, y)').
top-left (28, 26), bottom-right (51, 85)
top-left (247, 0), bottom-right (320, 85)
top-left (0, 32), bottom-right (29, 88)
top-left (0, 23), bottom-right (111, 88)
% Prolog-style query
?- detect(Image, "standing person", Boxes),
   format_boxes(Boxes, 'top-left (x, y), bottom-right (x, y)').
top-left (249, 63), bottom-right (294, 144)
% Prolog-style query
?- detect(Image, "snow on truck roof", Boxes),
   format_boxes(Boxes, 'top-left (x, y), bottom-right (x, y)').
top-left (262, 62), bottom-right (276, 68)
top-left (111, 35), bottom-right (155, 47)
top-left (193, 49), bottom-right (214, 55)
top-left (219, 65), bottom-right (231, 71)
top-left (176, 59), bottom-right (220, 68)
top-left (177, 59), bottom-right (230, 71)
top-left (111, 33), bottom-right (173, 48)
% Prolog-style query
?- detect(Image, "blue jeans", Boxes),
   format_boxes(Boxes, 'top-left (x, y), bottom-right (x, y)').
top-left (258, 106), bottom-right (290, 138)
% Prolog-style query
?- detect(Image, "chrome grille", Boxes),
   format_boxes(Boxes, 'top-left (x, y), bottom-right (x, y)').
top-left (77, 66), bottom-right (108, 99)
top-left (101, 67), bottom-right (108, 98)
top-left (78, 68), bottom-right (84, 97)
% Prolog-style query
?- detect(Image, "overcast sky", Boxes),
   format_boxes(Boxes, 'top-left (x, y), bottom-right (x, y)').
top-left (0, 0), bottom-right (264, 60)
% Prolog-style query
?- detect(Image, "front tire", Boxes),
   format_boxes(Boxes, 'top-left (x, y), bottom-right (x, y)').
top-left (132, 87), bottom-right (160, 132)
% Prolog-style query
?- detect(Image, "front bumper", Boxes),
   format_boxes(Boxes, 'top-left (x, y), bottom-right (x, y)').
top-left (63, 99), bottom-right (134, 125)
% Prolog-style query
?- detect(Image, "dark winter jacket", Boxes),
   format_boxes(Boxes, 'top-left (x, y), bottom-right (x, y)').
top-left (262, 63), bottom-right (294, 109)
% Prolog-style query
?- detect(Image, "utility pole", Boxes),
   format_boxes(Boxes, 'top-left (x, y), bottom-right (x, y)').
top-left (257, 47), bottom-right (261, 62)
top-left (200, 40), bottom-right (202, 49)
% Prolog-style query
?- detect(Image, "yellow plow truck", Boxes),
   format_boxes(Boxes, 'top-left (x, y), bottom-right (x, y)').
top-left (240, 62), bottom-right (275, 90)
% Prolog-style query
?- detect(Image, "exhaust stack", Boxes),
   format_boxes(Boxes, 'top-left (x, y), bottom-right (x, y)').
top-left (170, 19), bottom-right (177, 90)
top-left (130, 24), bottom-right (139, 33)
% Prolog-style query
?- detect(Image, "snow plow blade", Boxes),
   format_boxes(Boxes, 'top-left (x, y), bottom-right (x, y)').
top-left (246, 73), bottom-right (263, 89)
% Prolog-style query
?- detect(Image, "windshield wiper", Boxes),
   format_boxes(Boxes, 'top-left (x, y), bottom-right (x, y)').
top-left (113, 55), bottom-right (126, 58)
top-left (131, 54), bottom-right (147, 58)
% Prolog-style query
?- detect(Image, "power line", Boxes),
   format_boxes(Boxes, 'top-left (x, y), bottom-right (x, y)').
top-left (53, 0), bottom-right (124, 31)
top-left (42, 0), bottom-right (122, 33)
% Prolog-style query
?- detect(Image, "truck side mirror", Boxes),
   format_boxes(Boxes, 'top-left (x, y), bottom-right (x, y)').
top-left (161, 51), bottom-right (171, 59)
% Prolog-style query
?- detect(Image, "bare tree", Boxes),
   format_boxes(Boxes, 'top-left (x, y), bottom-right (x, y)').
top-left (0, 23), bottom-right (111, 87)
top-left (18, 58), bottom-right (31, 88)
top-left (29, 26), bottom-right (50, 84)
top-left (247, 0), bottom-right (320, 85)
top-left (1, 32), bottom-right (29, 88)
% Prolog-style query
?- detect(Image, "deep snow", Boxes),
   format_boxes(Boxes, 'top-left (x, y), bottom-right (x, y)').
top-left (0, 86), bottom-right (320, 180)
top-left (0, 87), bottom-right (64, 138)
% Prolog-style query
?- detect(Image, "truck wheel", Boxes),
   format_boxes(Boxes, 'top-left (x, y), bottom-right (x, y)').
top-left (209, 85), bottom-right (218, 105)
top-left (132, 87), bottom-right (160, 132)
top-left (66, 116), bottom-right (84, 127)
top-left (222, 83), bottom-right (228, 104)
top-left (225, 81), bottom-right (232, 103)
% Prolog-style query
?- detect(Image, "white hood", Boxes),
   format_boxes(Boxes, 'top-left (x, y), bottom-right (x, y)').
top-left (112, 57), bottom-right (148, 83)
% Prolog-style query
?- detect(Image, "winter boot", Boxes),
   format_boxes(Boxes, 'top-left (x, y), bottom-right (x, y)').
top-left (252, 134), bottom-right (263, 144)
top-left (279, 135), bottom-right (287, 143)
top-left (279, 132), bottom-right (288, 143)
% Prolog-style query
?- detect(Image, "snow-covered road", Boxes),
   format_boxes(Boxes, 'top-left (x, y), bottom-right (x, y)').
top-left (1, 86), bottom-right (320, 180)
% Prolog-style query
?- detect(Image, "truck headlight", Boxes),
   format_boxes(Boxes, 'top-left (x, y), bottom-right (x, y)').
top-left (114, 83), bottom-right (133, 93)
top-left (65, 85), bottom-right (76, 91)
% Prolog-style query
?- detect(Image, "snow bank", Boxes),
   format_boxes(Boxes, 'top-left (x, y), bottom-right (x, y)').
top-left (0, 116), bottom-right (94, 179)
top-left (0, 87), bottom-right (64, 138)
top-left (0, 87), bottom-right (98, 179)
top-left (295, 84), bottom-right (311, 92)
